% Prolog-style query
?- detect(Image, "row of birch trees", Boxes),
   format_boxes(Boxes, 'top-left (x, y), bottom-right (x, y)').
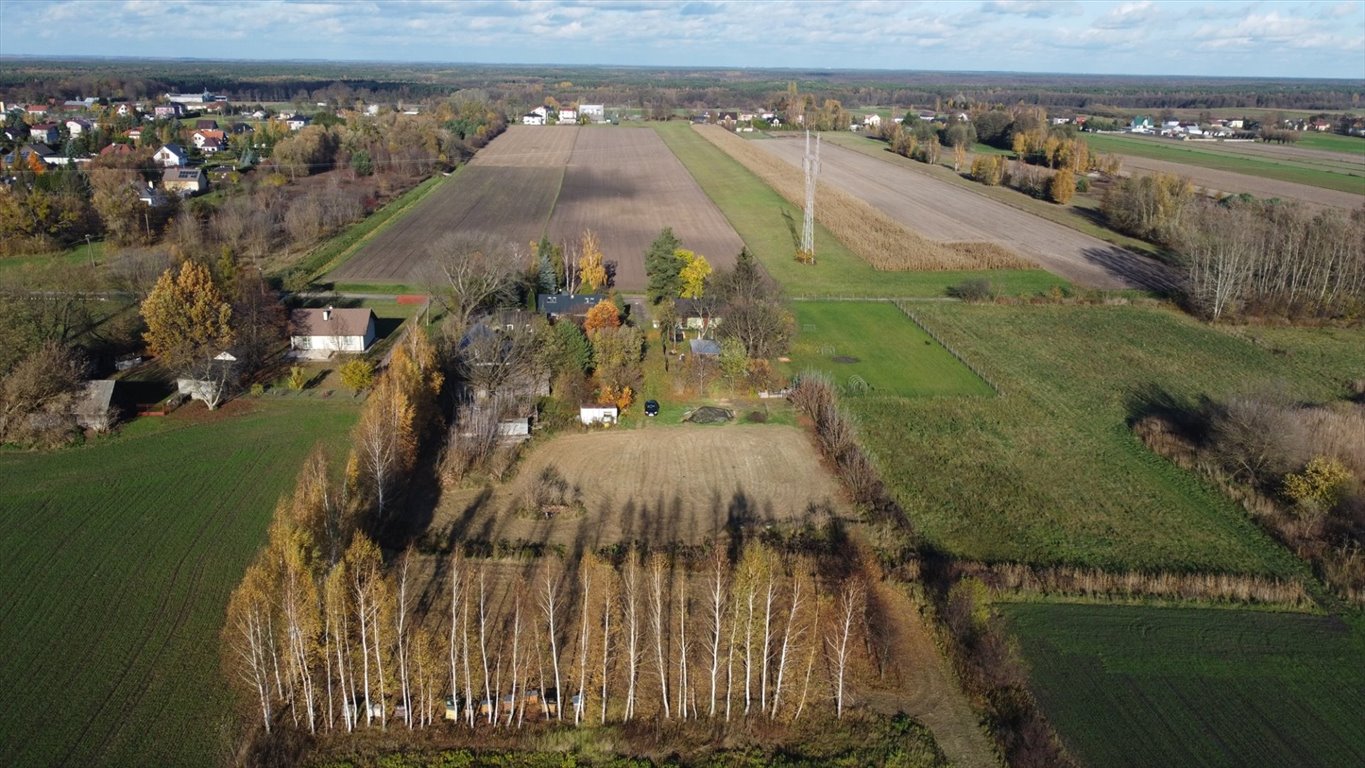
top-left (227, 514), bottom-right (872, 734)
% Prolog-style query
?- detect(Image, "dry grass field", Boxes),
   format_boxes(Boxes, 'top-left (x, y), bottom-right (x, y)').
top-left (754, 135), bottom-right (1177, 291)
top-left (432, 424), bottom-right (848, 552)
top-left (1116, 154), bottom-right (1365, 209)
top-left (548, 128), bottom-right (745, 290)
top-left (332, 126), bottom-right (744, 288)
top-left (694, 125), bottom-right (1030, 273)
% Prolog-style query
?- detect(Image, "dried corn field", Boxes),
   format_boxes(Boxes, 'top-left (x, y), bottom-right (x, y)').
top-left (693, 124), bottom-right (1031, 272)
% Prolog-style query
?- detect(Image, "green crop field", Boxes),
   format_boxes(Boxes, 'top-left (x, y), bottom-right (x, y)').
top-left (1082, 134), bottom-right (1364, 194)
top-left (0, 399), bottom-right (357, 768)
top-left (786, 301), bottom-right (992, 398)
top-left (1294, 131), bottom-right (1365, 154)
top-left (653, 122), bottom-right (1065, 299)
top-left (1002, 603), bottom-right (1365, 768)
top-left (850, 303), bottom-right (1365, 574)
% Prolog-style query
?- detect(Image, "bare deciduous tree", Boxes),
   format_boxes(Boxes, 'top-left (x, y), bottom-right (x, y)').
top-left (426, 233), bottom-right (520, 329)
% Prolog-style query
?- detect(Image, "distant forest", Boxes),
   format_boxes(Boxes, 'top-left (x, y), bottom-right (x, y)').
top-left (2, 57), bottom-right (1361, 113)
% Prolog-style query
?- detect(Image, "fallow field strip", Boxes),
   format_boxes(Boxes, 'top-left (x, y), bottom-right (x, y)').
top-left (331, 125), bottom-right (745, 289)
top-left (753, 135), bottom-right (1177, 291)
top-left (546, 127), bottom-right (745, 290)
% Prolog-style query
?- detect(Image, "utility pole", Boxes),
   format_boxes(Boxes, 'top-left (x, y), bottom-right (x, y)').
top-left (799, 130), bottom-right (820, 263)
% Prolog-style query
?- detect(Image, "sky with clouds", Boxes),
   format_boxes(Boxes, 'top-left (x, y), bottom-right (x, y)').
top-left (1, 0), bottom-right (1362, 79)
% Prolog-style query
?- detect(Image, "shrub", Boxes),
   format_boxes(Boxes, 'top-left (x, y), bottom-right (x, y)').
top-left (338, 357), bottom-right (375, 394)
top-left (287, 366), bottom-right (308, 391)
top-left (249, 383), bottom-right (266, 398)
top-left (970, 155), bottom-right (1005, 186)
top-left (1282, 456), bottom-right (1352, 513)
top-left (948, 278), bottom-right (995, 302)
top-left (1075, 176), bottom-right (1090, 194)
top-left (1049, 168), bottom-right (1076, 204)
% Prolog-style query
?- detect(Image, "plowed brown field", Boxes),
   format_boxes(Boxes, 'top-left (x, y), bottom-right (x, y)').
top-left (330, 126), bottom-right (743, 289)
top-left (755, 136), bottom-right (1177, 291)
top-left (547, 128), bottom-right (744, 290)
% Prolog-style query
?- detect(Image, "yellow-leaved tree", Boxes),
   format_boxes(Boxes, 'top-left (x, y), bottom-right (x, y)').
top-left (141, 260), bottom-right (234, 370)
top-left (677, 250), bottom-right (711, 300)
top-left (579, 229), bottom-right (608, 292)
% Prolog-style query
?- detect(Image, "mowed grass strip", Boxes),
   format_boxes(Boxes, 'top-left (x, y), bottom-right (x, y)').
top-left (1083, 133), bottom-right (1365, 195)
top-left (1002, 603), bottom-right (1365, 768)
top-left (853, 303), bottom-right (1365, 575)
top-left (786, 302), bottom-right (992, 398)
top-left (653, 121), bottom-right (1064, 299)
top-left (0, 399), bottom-right (357, 768)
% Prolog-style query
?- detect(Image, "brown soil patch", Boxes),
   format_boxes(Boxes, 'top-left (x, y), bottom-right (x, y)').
top-left (547, 127), bottom-right (744, 291)
top-left (430, 424), bottom-right (847, 553)
top-left (755, 137), bottom-right (1176, 291)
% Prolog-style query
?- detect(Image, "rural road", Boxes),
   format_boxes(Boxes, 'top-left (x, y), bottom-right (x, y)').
top-left (755, 138), bottom-right (1177, 292)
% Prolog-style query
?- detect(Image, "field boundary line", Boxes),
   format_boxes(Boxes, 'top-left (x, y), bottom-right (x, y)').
top-left (893, 302), bottom-right (1003, 397)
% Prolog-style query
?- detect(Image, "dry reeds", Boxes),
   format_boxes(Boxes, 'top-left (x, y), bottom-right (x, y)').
top-left (693, 125), bottom-right (1031, 272)
top-left (957, 561), bottom-right (1313, 608)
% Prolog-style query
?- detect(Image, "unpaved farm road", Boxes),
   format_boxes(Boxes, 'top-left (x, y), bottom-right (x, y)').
top-left (756, 138), bottom-right (1177, 291)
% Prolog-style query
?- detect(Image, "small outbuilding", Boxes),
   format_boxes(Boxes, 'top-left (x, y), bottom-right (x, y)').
top-left (689, 338), bottom-right (721, 357)
top-left (73, 379), bottom-right (117, 431)
top-left (290, 307), bottom-right (377, 358)
top-left (580, 404), bottom-right (619, 425)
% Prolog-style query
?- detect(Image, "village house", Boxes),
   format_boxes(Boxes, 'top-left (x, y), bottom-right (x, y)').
top-left (536, 292), bottom-right (603, 317)
top-left (26, 104), bottom-right (49, 117)
top-left (285, 115), bottom-right (310, 131)
top-left (98, 143), bottom-right (135, 159)
top-left (559, 108), bottom-right (577, 123)
top-left (162, 167), bottom-right (208, 196)
top-left (289, 307), bottom-right (377, 358)
top-left (65, 117), bottom-right (93, 137)
top-left (521, 112), bottom-right (545, 125)
top-left (152, 143), bottom-right (188, 167)
top-left (28, 122), bottom-right (60, 144)
top-left (154, 103), bottom-right (185, 119)
top-left (191, 129), bottom-right (226, 149)
top-left (579, 104), bottom-right (604, 121)
top-left (195, 119), bottom-right (219, 131)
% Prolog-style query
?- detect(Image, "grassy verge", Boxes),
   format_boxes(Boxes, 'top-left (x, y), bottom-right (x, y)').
top-left (0, 398), bottom-right (359, 768)
top-left (653, 122), bottom-right (1064, 298)
top-left (1002, 603), bottom-right (1365, 768)
top-left (819, 132), bottom-right (1166, 259)
top-left (852, 303), bottom-right (1365, 575)
top-left (294, 172), bottom-right (451, 281)
top-left (1082, 133), bottom-right (1365, 195)
top-left (785, 301), bottom-right (992, 398)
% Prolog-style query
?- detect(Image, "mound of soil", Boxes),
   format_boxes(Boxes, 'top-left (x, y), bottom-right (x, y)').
top-left (832, 355), bottom-right (861, 364)
top-left (686, 406), bottom-right (734, 424)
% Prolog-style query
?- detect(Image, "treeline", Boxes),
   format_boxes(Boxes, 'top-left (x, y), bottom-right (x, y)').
top-left (228, 497), bottom-right (878, 739)
top-left (1100, 175), bottom-right (1365, 319)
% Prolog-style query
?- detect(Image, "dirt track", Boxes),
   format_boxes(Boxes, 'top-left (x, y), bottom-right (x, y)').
top-left (547, 128), bottom-right (744, 290)
top-left (1115, 155), bottom-right (1365, 211)
top-left (756, 138), bottom-right (1176, 291)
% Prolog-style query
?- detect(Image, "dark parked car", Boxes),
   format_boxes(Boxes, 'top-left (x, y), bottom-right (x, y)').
top-left (644, 399), bottom-right (660, 417)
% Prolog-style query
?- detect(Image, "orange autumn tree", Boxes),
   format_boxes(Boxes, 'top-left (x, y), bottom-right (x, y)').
top-left (583, 299), bottom-right (621, 337)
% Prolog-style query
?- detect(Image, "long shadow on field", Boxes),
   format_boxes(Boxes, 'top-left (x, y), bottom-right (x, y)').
top-left (1080, 245), bottom-right (1180, 294)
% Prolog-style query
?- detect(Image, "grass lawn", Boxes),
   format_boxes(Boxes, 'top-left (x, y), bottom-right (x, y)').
top-left (654, 122), bottom-right (1065, 299)
top-left (851, 303), bottom-right (1365, 575)
top-left (1082, 133), bottom-right (1364, 195)
top-left (0, 398), bottom-right (358, 768)
top-left (1002, 603), bottom-right (1365, 768)
top-left (786, 301), bottom-right (992, 398)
